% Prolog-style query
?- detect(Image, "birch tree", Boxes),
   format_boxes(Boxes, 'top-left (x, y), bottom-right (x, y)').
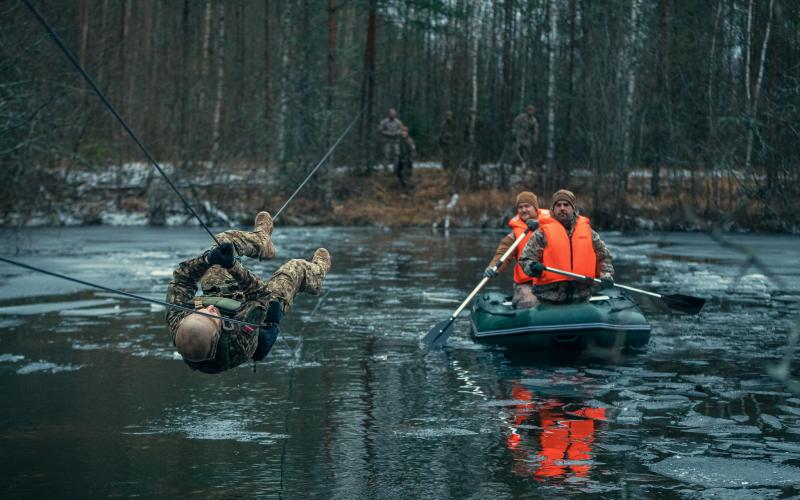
top-left (544, 0), bottom-right (558, 173)
top-left (745, 0), bottom-right (775, 171)
top-left (209, 1), bottom-right (225, 165)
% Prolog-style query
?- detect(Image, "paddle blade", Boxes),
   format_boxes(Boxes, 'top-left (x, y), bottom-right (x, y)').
top-left (661, 294), bottom-right (706, 315)
top-left (421, 319), bottom-right (455, 348)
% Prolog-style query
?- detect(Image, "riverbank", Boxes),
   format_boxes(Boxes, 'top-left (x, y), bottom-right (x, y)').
top-left (3, 162), bottom-right (796, 233)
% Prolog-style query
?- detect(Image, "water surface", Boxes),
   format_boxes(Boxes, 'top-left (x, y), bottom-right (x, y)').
top-left (1, 227), bottom-right (799, 498)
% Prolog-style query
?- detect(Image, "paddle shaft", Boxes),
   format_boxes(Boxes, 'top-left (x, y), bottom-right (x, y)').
top-left (447, 227), bottom-right (533, 321)
top-left (542, 266), bottom-right (662, 298)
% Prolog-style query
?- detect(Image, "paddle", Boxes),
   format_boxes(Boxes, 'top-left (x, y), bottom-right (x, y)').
top-left (540, 266), bottom-right (706, 315)
top-left (421, 220), bottom-right (540, 348)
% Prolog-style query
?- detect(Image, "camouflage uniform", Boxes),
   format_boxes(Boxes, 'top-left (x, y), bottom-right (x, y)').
top-left (512, 112), bottom-right (539, 166)
top-left (166, 228), bottom-right (328, 373)
top-left (438, 118), bottom-right (457, 171)
top-left (396, 134), bottom-right (416, 188)
top-left (378, 117), bottom-right (404, 165)
top-left (518, 215), bottom-right (614, 304)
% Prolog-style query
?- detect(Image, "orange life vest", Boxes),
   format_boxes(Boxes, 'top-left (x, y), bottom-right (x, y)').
top-left (508, 209), bottom-right (551, 285)
top-left (535, 215), bottom-right (596, 285)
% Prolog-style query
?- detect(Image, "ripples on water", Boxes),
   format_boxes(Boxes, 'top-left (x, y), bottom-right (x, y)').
top-left (1, 227), bottom-right (799, 498)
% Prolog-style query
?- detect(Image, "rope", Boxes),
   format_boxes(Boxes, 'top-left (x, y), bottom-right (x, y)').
top-left (0, 256), bottom-right (260, 329)
top-left (273, 109), bottom-right (363, 221)
top-left (21, 0), bottom-right (221, 247)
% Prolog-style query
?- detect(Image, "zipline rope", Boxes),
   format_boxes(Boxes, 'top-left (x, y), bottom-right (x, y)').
top-left (22, 0), bottom-right (222, 246)
top-left (273, 108), bottom-right (363, 221)
top-left (0, 256), bottom-right (260, 329)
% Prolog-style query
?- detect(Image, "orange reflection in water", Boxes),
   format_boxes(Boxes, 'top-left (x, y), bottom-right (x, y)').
top-left (506, 383), bottom-right (606, 480)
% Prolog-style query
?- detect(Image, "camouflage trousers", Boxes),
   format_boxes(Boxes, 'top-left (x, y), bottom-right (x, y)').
top-left (534, 281), bottom-right (594, 305)
top-left (383, 141), bottom-right (401, 165)
top-left (200, 228), bottom-right (274, 293)
top-left (201, 229), bottom-right (325, 313)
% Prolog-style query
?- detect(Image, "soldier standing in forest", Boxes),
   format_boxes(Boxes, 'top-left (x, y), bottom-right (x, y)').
top-left (438, 110), bottom-right (457, 172)
top-left (512, 105), bottom-right (540, 168)
top-left (166, 211), bottom-right (331, 374)
top-left (396, 126), bottom-right (416, 189)
top-left (378, 107), bottom-right (404, 170)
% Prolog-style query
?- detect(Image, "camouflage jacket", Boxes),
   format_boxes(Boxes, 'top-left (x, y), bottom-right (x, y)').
top-left (518, 218), bottom-right (614, 304)
top-left (439, 119), bottom-right (456, 146)
top-left (378, 117), bottom-right (404, 141)
top-left (512, 113), bottom-right (540, 146)
top-left (166, 255), bottom-right (269, 373)
top-left (400, 135), bottom-right (416, 160)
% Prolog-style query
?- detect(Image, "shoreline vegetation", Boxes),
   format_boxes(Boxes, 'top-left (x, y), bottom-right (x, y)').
top-left (3, 162), bottom-right (796, 234)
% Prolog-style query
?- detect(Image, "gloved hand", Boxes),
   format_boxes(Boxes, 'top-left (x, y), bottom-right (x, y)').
top-left (526, 219), bottom-right (540, 231)
top-left (266, 300), bottom-right (284, 324)
top-left (528, 262), bottom-right (545, 277)
top-left (484, 266), bottom-right (498, 279)
top-left (206, 242), bottom-right (236, 269)
top-left (252, 324), bottom-right (279, 361)
top-left (599, 276), bottom-right (614, 289)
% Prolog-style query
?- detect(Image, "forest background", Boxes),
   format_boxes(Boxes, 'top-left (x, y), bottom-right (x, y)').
top-left (1, 0), bottom-right (798, 231)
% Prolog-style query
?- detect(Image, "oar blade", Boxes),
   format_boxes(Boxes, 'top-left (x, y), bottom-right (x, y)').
top-left (421, 319), bottom-right (455, 348)
top-left (662, 294), bottom-right (706, 315)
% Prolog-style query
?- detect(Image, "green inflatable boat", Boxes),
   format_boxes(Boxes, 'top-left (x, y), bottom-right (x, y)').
top-left (470, 288), bottom-right (651, 350)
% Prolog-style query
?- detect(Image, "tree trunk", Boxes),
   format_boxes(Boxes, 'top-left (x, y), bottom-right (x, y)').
top-left (501, 0), bottom-right (513, 132)
top-left (359, 0), bottom-right (377, 172)
top-left (327, 0), bottom-right (336, 147)
top-left (177, 0), bottom-right (190, 167)
top-left (467, 0), bottom-right (481, 189)
top-left (277, 1), bottom-right (292, 164)
top-left (621, 0), bottom-right (641, 197)
top-left (650, 0), bottom-right (669, 197)
top-left (544, 0), bottom-right (558, 177)
top-left (263, 0), bottom-right (271, 165)
top-left (745, 0), bottom-right (775, 172)
top-left (78, 0), bottom-right (89, 66)
top-left (199, 0), bottom-right (213, 112)
top-left (210, 1), bottom-right (225, 165)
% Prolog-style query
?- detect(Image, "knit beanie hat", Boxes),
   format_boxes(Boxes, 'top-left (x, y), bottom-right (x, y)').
top-left (551, 189), bottom-right (576, 210)
top-left (515, 191), bottom-right (539, 209)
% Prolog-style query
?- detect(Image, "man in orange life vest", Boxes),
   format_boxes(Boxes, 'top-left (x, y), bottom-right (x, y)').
top-left (483, 191), bottom-right (551, 308)
top-left (519, 189), bottom-right (614, 304)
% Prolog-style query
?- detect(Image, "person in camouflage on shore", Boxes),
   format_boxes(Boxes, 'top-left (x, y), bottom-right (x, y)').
top-left (396, 126), bottom-right (416, 189)
top-left (378, 107), bottom-right (404, 169)
top-left (166, 211), bottom-right (331, 374)
top-left (512, 105), bottom-right (540, 168)
top-left (519, 190), bottom-right (614, 304)
top-left (438, 110), bottom-right (457, 172)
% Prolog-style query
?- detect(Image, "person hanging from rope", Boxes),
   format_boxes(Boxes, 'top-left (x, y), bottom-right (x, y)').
top-left (166, 211), bottom-right (331, 373)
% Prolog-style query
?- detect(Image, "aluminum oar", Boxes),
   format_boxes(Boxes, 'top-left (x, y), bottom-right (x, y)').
top-left (541, 266), bottom-right (706, 315)
top-left (421, 220), bottom-right (539, 348)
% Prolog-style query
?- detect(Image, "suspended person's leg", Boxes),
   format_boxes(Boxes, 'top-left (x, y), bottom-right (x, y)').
top-left (251, 249), bottom-right (331, 361)
top-left (265, 249), bottom-right (331, 310)
top-left (212, 211), bottom-right (276, 261)
top-left (201, 212), bottom-right (276, 294)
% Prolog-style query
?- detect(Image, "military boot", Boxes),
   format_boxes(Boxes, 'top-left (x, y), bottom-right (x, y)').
top-left (254, 211), bottom-right (276, 260)
top-left (312, 248), bottom-right (331, 275)
top-left (254, 211), bottom-right (273, 236)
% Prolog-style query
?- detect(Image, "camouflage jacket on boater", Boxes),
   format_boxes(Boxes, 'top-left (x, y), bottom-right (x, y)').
top-left (166, 255), bottom-right (270, 373)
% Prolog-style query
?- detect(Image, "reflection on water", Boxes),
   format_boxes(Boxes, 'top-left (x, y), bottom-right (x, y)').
top-left (1, 227), bottom-right (800, 497)
top-left (505, 378), bottom-right (606, 480)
